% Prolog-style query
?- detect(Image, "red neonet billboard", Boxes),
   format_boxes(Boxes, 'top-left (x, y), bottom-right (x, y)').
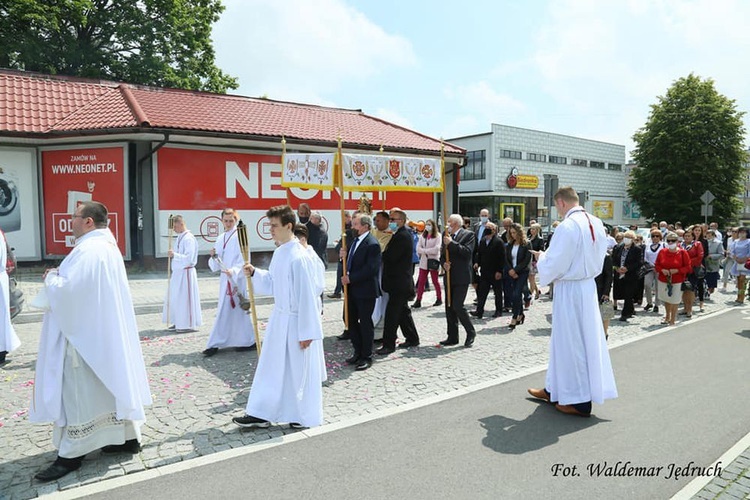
top-left (154, 146), bottom-right (436, 255)
top-left (41, 146), bottom-right (128, 256)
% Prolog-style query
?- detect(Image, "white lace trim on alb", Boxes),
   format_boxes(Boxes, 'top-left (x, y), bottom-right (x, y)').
top-left (64, 412), bottom-right (123, 440)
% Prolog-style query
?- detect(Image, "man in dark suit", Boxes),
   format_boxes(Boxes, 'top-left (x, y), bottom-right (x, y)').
top-left (377, 208), bottom-right (420, 355)
top-left (471, 222), bottom-right (506, 318)
top-left (441, 213), bottom-right (477, 347)
top-left (340, 213), bottom-right (381, 371)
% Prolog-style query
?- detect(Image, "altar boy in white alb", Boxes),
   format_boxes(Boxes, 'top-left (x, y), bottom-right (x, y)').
top-left (233, 205), bottom-right (325, 429)
top-left (30, 201), bottom-right (152, 482)
top-left (528, 187), bottom-right (617, 417)
top-left (0, 228), bottom-right (20, 366)
top-left (162, 215), bottom-right (202, 332)
top-left (203, 208), bottom-right (255, 357)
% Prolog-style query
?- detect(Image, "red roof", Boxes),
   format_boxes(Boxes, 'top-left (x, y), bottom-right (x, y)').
top-left (0, 69), bottom-right (464, 156)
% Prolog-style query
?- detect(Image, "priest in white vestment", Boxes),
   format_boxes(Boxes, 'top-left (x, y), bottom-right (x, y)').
top-left (0, 229), bottom-right (21, 366)
top-left (204, 208), bottom-right (255, 356)
top-left (162, 215), bottom-right (202, 332)
top-left (30, 201), bottom-right (152, 481)
top-left (233, 205), bottom-right (325, 429)
top-left (529, 187), bottom-right (617, 417)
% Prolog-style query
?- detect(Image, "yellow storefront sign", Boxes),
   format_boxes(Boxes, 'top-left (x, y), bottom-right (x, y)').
top-left (515, 175), bottom-right (539, 189)
top-left (593, 200), bottom-right (614, 219)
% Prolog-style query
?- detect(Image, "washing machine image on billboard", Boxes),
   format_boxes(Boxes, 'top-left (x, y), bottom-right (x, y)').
top-left (0, 167), bottom-right (21, 232)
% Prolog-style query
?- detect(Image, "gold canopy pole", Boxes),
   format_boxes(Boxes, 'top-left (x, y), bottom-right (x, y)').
top-left (282, 136), bottom-right (290, 206)
top-left (440, 142), bottom-right (451, 307)
top-left (165, 214), bottom-right (174, 323)
top-left (237, 221), bottom-right (262, 356)
top-left (338, 135), bottom-right (349, 330)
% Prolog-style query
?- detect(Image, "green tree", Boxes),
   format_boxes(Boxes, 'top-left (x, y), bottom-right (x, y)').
top-left (629, 74), bottom-right (747, 225)
top-left (0, 0), bottom-right (238, 93)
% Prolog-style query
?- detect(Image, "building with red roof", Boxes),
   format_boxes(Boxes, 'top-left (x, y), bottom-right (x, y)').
top-left (0, 69), bottom-right (464, 263)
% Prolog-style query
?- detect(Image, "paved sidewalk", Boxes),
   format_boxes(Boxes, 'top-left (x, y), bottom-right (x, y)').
top-left (0, 270), bottom-right (747, 499)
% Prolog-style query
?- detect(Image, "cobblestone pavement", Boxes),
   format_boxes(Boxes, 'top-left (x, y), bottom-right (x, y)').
top-left (1, 270), bottom-right (747, 499)
top-left (693, 445), bottom-right (750, 499)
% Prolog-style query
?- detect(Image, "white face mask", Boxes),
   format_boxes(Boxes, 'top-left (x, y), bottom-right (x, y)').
top-left (425, 225), bottom-right (433, 232)
top-left (480, 216), bottom-right (488, 224)
top-left (623, 238), bottom-right (632, 246)
top-left (668, 243), bottom-right (677, 250)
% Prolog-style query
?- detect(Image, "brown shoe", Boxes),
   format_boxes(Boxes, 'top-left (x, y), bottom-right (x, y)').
top-left (527, 388), bottom-right (551, 402)
top-left (555, 403), bottom-right (591, 417)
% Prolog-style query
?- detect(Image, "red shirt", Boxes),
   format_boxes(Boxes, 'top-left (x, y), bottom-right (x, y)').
top-left (654, 248), bottom-right (692, 283)
top-left (683, 241), bottom-right (704, 267)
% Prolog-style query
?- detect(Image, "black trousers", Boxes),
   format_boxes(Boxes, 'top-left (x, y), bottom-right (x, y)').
top-left (382, 291), bottom-right (419, 349)
top-left (445, 283), bottom-right (475, 342)
top-left (503, 265), bottom-right (513, 308)
top-left (475, 273), bottom-right (503, 314)
top-left (510, 272), bottom-right (529, 318)
top-left (348, 296), bottom-right (376, 360)
top-left (333, 260), bottom-right (344, 294)
top-left (619, 278), bottom-right (637, 318)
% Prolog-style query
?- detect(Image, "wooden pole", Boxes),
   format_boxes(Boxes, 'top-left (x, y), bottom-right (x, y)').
top-left (338, 135), bottom-right (349, 330)
top-left (237, 221), bottom-right (262, 356)
top-left (440, 142), bottom-right (451, 307)
top-left (165, 214), bottom-right (174, 324)
top-left (282, 136), bottom-right (290, 206)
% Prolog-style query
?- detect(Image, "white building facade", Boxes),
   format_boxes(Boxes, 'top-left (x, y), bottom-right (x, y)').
top-left (450, 124), bottom-right (638, 228)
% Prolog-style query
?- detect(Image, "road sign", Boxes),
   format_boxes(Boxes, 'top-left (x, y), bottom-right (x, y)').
top-left (701, 190), bottom-right (715, 205)
top-left (701, 206), bottom-right (714, 217)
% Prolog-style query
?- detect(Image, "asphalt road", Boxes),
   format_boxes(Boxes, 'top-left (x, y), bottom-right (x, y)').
top-left (75, 307), bottom-right (750, 500)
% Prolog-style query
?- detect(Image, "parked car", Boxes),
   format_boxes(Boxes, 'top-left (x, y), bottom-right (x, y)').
top-left (3, 232), bottom-right (23, 320)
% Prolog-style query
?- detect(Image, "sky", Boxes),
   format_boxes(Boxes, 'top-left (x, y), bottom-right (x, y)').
top-left (212, 0), bottom-right (750, 160)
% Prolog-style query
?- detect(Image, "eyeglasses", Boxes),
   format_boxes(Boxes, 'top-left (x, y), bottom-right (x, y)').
top-left (651, 235), bottom-right (661, 238)
top-left (666, 239), bottom-right (677, 243)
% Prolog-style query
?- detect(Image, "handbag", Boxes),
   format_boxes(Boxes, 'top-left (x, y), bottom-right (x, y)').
top-left (427, 258), bottom-right (440, 271)
top-left (693, 266), bottom-right (706, 279)
top-left (638, 261), bottom-right (654, 279)
top-left (681, 281), bottom-right (694, 292)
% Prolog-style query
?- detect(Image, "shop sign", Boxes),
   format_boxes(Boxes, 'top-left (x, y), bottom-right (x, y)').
top-left (506, 167), bottom-right (539, 189)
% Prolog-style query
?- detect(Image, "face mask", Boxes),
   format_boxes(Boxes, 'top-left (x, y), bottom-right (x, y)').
top-left (299, 216), bottom-right (309, 224)
top-left (623, 238), bottom-right (632, 246)
top-left (668, 243), bottom-right (677, 250)
top-left (389, 222), bottom-right (398, 231)
top-left (425, 225), bottom-right (433, 232)
top-left (480, 216), bottom-right (488, 224)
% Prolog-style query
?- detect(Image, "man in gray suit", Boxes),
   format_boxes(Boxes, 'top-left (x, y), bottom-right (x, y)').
top-left (440, 214), bottom-right (477, 347)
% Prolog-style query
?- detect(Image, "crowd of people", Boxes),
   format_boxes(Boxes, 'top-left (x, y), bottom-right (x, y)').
top-left (5, 191), bottom-right (749, 482)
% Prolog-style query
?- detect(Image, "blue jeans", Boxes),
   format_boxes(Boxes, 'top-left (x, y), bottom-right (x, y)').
top-left (511, 271), bottom-right (529, 318)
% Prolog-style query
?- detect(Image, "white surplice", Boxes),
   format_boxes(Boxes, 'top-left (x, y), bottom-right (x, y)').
top-left (206, 229), bottom-right (255, 348)
top-left (536, 206), bottom-right (618, 406)
top-left (29, 228), bottom-right (152, 457)
top-left (162, 230), bottom-right (202, 329)
top-left (0, 232), bottom-right (20, 354)
top-left (245, 239), bottom-right (325, 427)
top-left (304, 243), bottom-right (328, 383)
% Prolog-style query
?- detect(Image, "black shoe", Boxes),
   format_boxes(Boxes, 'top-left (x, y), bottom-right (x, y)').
top-left (618, 317), bottom-right (628, 322)
top-left (398, 342), bottom-right (419, 349)
top-left (35, 456), bottom-right (83, 482)
top-left (411, 300), bottom-right (422, 308)
top-left (290, 422), bottom-right (306, 429)
top-left (167, 325), bottom-right (176, 331)
top-left (101, 439), bottom-right (141, 454)
top-left (503, 307), bottom-right (511, 313)
top-left (232, 414), bottom-right (271, 428)
top-left (439, 339), bottom-right (459, 346)
top-left (492, 311), bottom-right (503, 318)
top-left (469, 310), bottom-right (483, 318)
top-left (235, 345), bottom-right (257, 352)
top-left (433, 299), bottom-right (442, 306)
top-left (653, 306), bottom-right (659, 314)
top-left (373, 337), bottom-right (384, 344)
top-left (337, 332), bottom-right (351, 341)
top-left (464, 334), bottom-right (476, 348)
top-left (524, 299), bottom-right (531, 309)
top-left (355, 359), bottom-right (372, 371)
top-left (202, 347), bottom-right (219, 357)
top-left (327, 293), bottom-right (342, 299)
top-left (375, 346), bottom-right (395, 356)
top-left (644, 304), bottom-right (653, 311)
top-left (345, 355), bottom-right (359, 365)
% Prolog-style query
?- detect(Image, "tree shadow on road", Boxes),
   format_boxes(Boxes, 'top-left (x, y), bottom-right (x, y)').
top-left (479, 401), bottom-right (608, 455)
top-left (735, 330), bottom-right (750, 340)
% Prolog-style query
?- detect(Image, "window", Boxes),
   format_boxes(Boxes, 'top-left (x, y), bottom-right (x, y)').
top-left (549, 155), bottom-right (567, 164)
top-left (462, 150), bottom-right (486, 181)
top-left (501, 149), bottom-right (522, 159)
top-left (571, 158), bottom-right (587, 167)
top-left (608, 163), bottom-right (622, 171)
top-left (527, 152), bottom-right (546, 162)
top-left (590, 161), bottom-right (605, 169)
